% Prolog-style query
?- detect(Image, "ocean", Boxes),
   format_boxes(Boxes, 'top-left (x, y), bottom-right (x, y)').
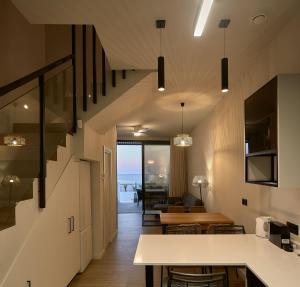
top-left (117, 174), bottom-right (142, 184)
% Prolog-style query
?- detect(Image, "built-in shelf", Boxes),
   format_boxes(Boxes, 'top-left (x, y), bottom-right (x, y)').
top-left (246, 181), bottom-right (278, 187)
top-left (245, 74), bottom-right (300, 188)
top-left (246, 150), bottom-right (277, 158)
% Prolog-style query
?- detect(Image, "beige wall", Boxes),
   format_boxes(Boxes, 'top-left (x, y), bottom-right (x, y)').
top-left (188, 11), bottom-right (300, 239)
top-left (45, 25), bottom-right (71, 64)
top-left (0, 0), bottom-right (45, 87)
top-left (2, 158), bottom-right (80, 287)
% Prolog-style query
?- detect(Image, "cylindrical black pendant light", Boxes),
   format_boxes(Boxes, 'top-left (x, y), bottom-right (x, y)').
top-left (221, 57), bottom-right (228, 93)
top-left (156, 19), bottom-right (166, 92)
top-left (158, 56), bottom-right (165, 91)
top-left (219, 19), bottom-right (230, 93)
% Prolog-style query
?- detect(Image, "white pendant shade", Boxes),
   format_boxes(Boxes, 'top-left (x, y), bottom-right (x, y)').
top-left (4, 135), bottom-right (26, 147)
top-left (174, 133), bottom-right (193, 147)
top-left (173, 102), bottom-right (192, 147)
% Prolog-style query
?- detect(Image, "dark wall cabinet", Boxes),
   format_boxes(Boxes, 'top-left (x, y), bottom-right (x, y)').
top-left (244, 74), bottom-right (300, 188)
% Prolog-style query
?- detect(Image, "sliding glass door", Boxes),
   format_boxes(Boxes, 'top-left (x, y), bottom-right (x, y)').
top-left (144, 144), bottom-right (170, 194)
top-left (117, 141), bottom-right (170, 219)
top-left (117, 144), bottom-right (142, 213)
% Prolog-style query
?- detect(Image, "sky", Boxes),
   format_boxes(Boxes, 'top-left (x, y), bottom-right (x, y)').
top-left (117, 145), bottom-right (142, 175)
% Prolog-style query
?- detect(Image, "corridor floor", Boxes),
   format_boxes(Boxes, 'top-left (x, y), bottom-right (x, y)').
top-left (69, 213), bottom-right (161, 287)
top-left (69, 213), bottom-right (245, 287)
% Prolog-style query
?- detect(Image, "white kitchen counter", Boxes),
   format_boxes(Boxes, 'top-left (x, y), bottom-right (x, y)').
top-left (134, 234), bottom-right (300, 287)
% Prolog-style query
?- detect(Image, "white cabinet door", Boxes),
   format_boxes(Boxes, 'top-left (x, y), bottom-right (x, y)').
top-left (79, 161), bottom-right (92, 231)
top-left (60, 160), bottom-right (81, 283)
top-left (79, 160), bottom-right (93, 272)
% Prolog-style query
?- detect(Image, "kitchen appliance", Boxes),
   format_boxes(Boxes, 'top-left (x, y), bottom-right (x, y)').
top-left (269, 221), bottom-right (292, 251)
top-left (256, 216), bottom-right (273, 238)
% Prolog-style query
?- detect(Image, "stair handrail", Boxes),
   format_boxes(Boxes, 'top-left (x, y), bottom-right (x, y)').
top-left (0, 54), bottom-right (73, 97)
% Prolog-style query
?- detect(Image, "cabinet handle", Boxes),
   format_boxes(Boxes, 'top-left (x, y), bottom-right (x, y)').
top-left (71, 216), bottom-right (75, 231)
top-left (68, 217), bottom-right (72, 234)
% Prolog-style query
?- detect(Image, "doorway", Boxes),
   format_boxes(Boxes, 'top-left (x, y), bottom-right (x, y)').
top-left (117, 144), bottom-right (143, 213)
top-left (117, 141), bottom-right (171, 218)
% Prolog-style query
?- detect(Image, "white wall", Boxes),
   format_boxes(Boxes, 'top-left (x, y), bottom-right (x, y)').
top-left (188, 11), bottom-right (300, 238)
top-left (1, 158), bottom-right (80, 287)
top-left (76, 124), bottom-right (117, 259)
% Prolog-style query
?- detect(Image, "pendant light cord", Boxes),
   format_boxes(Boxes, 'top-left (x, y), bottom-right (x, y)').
top-left (181, 104), bottom-right (184, 134)
top-left (223, 28), bottom-right (226, 57)
top-left (160, 28), bottom-right (162, 56)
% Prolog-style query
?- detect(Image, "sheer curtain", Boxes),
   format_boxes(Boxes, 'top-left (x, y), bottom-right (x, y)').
top-left (169, 145), bottom-right (188, 197)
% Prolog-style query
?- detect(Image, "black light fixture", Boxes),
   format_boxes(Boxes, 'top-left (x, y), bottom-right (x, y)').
top-left (156, 19), bottom-right (166, 92)
top-left (219, 19), bottom-right (230, 93)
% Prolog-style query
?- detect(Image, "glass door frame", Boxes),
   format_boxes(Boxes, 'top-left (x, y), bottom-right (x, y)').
top-left (117, 140), bottom-right (170, 224)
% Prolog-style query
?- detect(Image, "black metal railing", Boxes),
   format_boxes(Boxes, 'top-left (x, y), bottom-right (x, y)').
top-left (0, 23), bottom-right (130, 215)
top-left (0, 34), bottom-right (76, 209)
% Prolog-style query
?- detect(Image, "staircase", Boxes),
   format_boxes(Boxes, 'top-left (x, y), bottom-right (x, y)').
top-left (0, 24), bottom-right (151, 233)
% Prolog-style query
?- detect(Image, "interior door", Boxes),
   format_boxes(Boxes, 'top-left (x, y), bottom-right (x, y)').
top-left (103, 147), bottom-right (112, 248)
top-left (79, 160), bottom-right (92, 272)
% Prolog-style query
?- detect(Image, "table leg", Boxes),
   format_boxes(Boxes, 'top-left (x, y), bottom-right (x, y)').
top-left (145, 265), bottom-right (154, 287)
top-left (162, 224), bottom-right (166, 234)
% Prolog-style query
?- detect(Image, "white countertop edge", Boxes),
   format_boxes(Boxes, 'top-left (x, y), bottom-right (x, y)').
top-left (133, 234), bottom-right (300, 287)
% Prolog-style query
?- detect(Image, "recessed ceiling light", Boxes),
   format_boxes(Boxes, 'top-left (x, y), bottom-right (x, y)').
top-left (194, 0), bottom-right (214, 37)
top-left (88, 94), bottom-right (92, 99)
top-left (133, 132), bottom-right (143, 137)
top-left (147, 160), bottom-right (155, 165)
top-left (23, 104), bottom-right (29, 109)
top-left (252, 14), bottom-right (266, 25)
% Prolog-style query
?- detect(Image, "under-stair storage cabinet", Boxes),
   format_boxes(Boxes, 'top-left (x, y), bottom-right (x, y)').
top-left (245, 74), bottom-right (300, 188)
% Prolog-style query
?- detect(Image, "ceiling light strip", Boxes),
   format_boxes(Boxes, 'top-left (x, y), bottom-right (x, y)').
top-left (194, 0), bottom-right (214, 37)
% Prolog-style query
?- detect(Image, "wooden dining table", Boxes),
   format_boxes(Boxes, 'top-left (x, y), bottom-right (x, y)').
top-left (160, 212), bottom-right (233, 233)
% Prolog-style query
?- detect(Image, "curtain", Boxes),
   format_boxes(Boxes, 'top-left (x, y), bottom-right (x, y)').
top-left (169, 145), bottom-right (188, 197)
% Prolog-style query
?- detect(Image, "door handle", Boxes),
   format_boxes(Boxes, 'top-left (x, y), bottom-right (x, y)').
top-left (71, 216), bottom-right (75, 232)
top-left (68, 217), bottom-right (72, 234)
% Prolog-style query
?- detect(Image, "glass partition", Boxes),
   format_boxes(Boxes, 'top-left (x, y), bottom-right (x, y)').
top-left (142, 144), bottom-right (170, 225)
top-left (0, 87), bottom-right (40, 230)
top-left (144, 145), bottom-right (170, 193)
top-left (44, 65), bottom-right (73, 160)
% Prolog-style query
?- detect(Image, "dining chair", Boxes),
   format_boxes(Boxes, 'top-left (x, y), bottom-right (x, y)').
top-left (161, 224), bottom-right (202, 287)
top-left (207, 224), bottom-right (245, 234)
top-left (167, 269), bottom-right (227, 287)
top-left (166, 224), bottom-right (202, 234)
top-left (189, 206), bottom-right (206, 213)
top-left (167, 206), bottom-right (186, 213)
top-left (207, 224), bottom-right (246, 285)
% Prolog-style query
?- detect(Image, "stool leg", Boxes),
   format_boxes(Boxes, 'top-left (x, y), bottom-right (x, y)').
top-left (160, 266), bottom-right (163, 287)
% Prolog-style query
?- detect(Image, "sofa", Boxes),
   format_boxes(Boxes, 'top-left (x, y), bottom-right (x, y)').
top-left (153, 192), bottom-right (203, 212)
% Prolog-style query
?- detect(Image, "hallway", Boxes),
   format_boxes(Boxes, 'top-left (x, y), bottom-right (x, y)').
top-left (69, 213), bottom-right (161, 287)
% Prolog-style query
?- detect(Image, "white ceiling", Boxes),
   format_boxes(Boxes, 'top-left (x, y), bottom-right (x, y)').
top-left (12, 0), bottom-right (300, 137)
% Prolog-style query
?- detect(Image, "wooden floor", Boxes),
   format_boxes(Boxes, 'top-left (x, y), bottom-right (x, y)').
top-left (69, 213), bottom-right (245, 287)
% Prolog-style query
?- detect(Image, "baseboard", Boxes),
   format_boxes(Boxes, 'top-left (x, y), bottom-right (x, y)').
top-left (110, 229), bottom-right (118, 242)
top-left (93, 248), bottom-right (105, 260)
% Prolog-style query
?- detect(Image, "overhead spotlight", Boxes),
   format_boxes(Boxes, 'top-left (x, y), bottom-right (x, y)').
top-left (23, 104), bottom-right (29, 110)
top-left (219, 19), bottom-right (230, 93)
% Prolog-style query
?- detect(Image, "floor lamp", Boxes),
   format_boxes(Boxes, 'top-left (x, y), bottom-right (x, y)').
top-left (192, 175), bottom-right (207, 206)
